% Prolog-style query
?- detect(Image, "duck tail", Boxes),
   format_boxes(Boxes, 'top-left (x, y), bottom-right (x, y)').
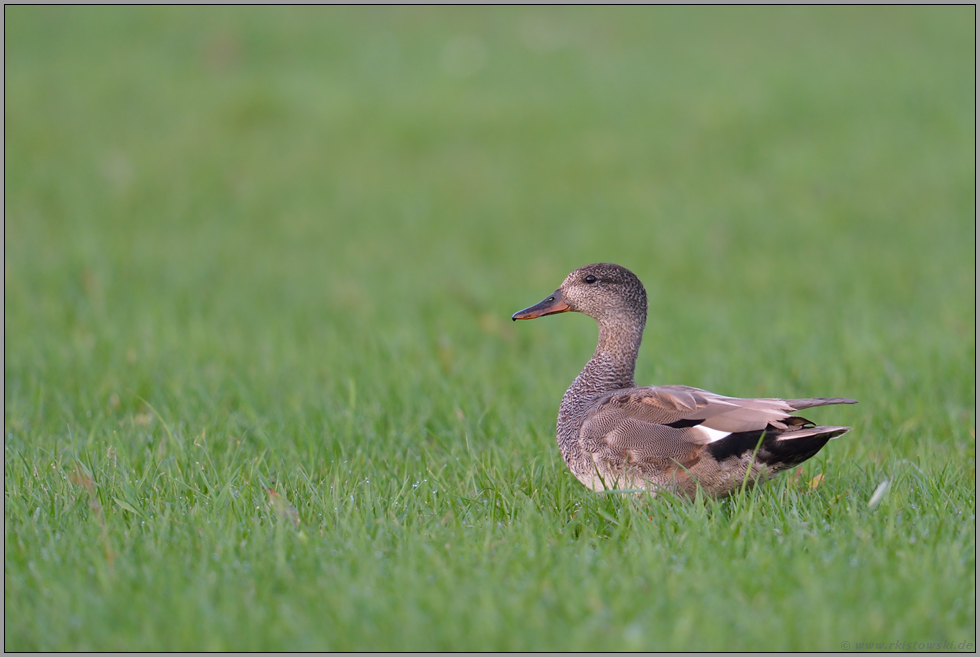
top-left (705, 424), bottom-right (852, 474)
top-left (760, 425), bottom-right (852, 471)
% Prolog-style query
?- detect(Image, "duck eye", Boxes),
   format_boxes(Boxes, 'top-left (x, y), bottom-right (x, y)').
top-left (584, 275), bottom-right (597, 284)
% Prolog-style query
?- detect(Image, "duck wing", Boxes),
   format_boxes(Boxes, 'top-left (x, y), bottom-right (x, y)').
top-left (578, 385), bottom-right (856, 469)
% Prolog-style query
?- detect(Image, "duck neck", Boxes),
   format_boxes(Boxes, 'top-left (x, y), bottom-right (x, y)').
top-left (554, 303), bottom-right (647, 469)
top-left (569, 313), bottom-right (645, 396)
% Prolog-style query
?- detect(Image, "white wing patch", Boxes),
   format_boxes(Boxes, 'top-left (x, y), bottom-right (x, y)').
top-left (698, 426), bottom-right (731, 443)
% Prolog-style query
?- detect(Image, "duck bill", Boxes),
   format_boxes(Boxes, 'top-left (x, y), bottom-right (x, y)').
top-left (512, 290), bottom-right (571, 320)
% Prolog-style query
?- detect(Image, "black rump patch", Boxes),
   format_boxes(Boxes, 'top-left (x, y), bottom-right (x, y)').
top-left (705, 429), bottom-right (769, 462)
top-left (706, 425), bottom-right (838, 469)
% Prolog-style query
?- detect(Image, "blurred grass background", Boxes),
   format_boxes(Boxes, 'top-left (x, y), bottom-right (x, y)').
top-left (4, 6), bottom-right (975, 651)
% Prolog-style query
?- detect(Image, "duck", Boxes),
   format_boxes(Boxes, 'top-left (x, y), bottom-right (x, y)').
top-left (512, 262), bottom-right (856, 499)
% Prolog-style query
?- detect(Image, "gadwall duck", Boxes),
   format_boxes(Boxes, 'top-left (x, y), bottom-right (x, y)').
top-left (512, 263), bottom-right (856, 499)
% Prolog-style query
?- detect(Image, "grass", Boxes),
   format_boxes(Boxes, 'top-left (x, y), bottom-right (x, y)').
top-left (4, 6), bottom-right (975, 651)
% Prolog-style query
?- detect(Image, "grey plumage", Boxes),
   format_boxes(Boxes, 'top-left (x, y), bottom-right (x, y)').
top-left (513, 263), bottom-right (857, 499)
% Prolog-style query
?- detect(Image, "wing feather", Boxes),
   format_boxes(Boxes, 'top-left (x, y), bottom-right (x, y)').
top-left (579, 385), bottom-right (855, 468)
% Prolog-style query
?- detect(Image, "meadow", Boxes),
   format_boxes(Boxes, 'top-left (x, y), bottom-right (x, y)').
top-left (4, 6), bottom-right (975, 651)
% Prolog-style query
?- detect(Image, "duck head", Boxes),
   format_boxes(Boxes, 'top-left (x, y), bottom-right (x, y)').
top-left (512, 263), bottom-right (648, 325)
